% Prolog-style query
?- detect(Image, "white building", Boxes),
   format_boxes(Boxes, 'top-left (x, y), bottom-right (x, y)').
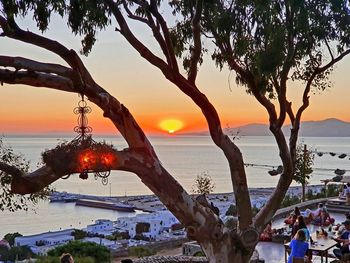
top-left (14, 229), bottom-right (74, 247)
top-left (86, 219), bottom-right (114, 235)
top-left (116, 211), bottom-right (179, 239)
top-left (83, 237), bottom-right (121, 249)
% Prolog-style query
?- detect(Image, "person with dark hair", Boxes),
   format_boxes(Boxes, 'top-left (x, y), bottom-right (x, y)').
top-left (288, 229), bottom-right (310, 263)
top-left (60, 253), bottom-right (74, 263)
top-left (333, 220), bottom-right (350, 259)
top-left (292, 215), bottom-right (310, 241)
top-left (294, 207), bottom-right (301, 217)
top-left (284, 206), bottom-right (301, 225)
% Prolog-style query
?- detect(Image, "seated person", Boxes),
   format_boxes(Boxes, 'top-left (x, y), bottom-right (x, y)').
top-left (259, 221), bottom-right (276, 241)
top-left (284, 207), bottom-right (301, 225)
top-left (333, 219), bottom-right (350, 259)
top-left (291, 216), bottom-right (310, 242)
top-left (335, 213), bottom-right (350, 235)
top-left (288, 229), bottom-right (311, 263)
top-left (303, 203), bottom-right (331, 225)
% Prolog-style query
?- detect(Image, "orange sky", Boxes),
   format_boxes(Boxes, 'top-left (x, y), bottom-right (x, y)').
top-left (1, 16), bottom-right (350, 135)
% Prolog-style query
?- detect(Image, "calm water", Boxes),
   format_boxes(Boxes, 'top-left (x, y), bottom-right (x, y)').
top-left (0, 135), bottom-right (349, 237)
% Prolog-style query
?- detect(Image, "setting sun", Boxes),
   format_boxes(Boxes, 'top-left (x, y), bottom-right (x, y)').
top-left (159, 119), bottom-right (184, 134)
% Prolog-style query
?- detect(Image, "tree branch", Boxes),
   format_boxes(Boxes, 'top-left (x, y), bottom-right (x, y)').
top-left (325, 39), bottom-right (334, 61)
top-left (0, 56), bottom-right (74, 78)
top-left (188, 0), bottom-right (203, 84)
top-left (105, 1), bottom-right (172, 79)
top-left (148, 0), bottom-right (179, 72)
top-left (295, 48), bottom-right (350, 127)
top-left (0, 68), bottom-right (74, 92)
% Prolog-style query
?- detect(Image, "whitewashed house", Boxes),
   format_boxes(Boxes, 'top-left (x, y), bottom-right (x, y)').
top-left (116, 211), bottom-right (179, 239)
top-left (86, 219), bottom-right (114, 235)
top-left (14, 229), bottom-right (74, 247)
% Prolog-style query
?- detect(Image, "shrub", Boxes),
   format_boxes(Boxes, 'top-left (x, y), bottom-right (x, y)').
top-left (47, 241), bottom-right (110, 263)
top-left (280, 195), bottom-right (300, 208)
top-left (128, 246), bottom-right (155, 257)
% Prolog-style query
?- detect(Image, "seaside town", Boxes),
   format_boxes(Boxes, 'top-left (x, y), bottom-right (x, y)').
top-left (1, 1), bottom-right (350, 263)
top-left (3, 184), bottom-right (350, 262)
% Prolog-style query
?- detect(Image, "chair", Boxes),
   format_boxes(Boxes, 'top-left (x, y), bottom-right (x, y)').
top-left (292, 257), bottom-right (305, 263)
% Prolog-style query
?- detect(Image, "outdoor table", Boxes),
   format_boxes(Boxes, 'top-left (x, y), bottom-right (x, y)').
top-left (284, 233), bottom-right (338, 263)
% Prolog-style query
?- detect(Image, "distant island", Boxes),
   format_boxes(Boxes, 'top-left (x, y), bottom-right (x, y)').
top-left (182, 118), bottom-right (350, 137)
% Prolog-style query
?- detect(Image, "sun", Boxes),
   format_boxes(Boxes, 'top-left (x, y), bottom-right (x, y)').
top-left (159, 119), bottom-right (184, 134)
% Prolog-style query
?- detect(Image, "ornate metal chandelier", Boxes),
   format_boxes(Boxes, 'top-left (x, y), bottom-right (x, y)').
top-left (70, 95), bottom-right (113, 185)
top-left (42, 94), bottom-right (115, 186)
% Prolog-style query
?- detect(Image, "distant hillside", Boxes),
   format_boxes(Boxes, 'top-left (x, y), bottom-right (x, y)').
top-left (182, 118), bottom-right (350, 137)
top-left (286, 118), bottom-right (350, 137)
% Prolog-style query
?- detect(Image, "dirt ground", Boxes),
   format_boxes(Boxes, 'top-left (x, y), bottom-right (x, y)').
top-left (113, 245), bottom-right (183, 262)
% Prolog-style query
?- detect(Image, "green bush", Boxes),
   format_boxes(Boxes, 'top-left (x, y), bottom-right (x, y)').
top-left (280, 195), bottom-right (300, 208)
top-left (128, 246), bottom-right (155, 257)
top-left (72, 229), bottom-right (87, 240)
top-left (0, 245), bottom-right (33, 261)
top-left (47, 241), bottom-right (110, 263)
top-left (225, 204), bottom-right (237, 216)
top-left (35, 256), bottom-right (60, 263)
top-left (36, 256), bottom-right (94, 263)
top-left (3, 232), bottom-right (22, 246)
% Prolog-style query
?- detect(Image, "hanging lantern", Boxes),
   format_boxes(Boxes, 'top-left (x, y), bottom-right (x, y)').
top-left (276, 165), bottom-right (283, 174)
top-left (268, 169), bottom-right (279, 176)
top-left (334, 169), bottom-right (346, 176)
top-left (339, 154), bottom-right (347, 159)
top-left (42, 95), bottom-right (115, 185)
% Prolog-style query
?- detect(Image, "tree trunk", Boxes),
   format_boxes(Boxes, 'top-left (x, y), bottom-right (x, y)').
top-left (302, 182), bottom-right (306, 202)
top-left (201, 237), bottom-right (253, 263)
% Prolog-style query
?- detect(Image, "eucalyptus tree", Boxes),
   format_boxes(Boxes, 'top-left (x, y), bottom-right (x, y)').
top-left (0, 1), bottom-right (350, 262)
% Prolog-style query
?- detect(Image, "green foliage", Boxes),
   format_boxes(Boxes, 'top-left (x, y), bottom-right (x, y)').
top-left (293, 144), bottom-right (314, 185)
top-left (0, 245), bottom-right (33, 261)
top-left (192, 172), bottom-right (215, 195)
top-left (35, 257), bottom-right (60, 263)
top-left (72, 229), bottom-right (87, 240)
top-left (128, 246), bottom-right (155, 258)
top-left (134, 234), bottom-right (150, 241)
top-left (327, 185), bottom-right (340, 197)
top-left (251, 205), bottom-right (260, 216)
top-left (106, 231), bottom-right (129, 241)
top-left (3, 232), bottom-right (22, 246)
top-left (4, 1), bottom-right (347, 96)
top-left (0, 0), bottom-right (110, 55)
top-left (306, 185), bottom-right (340, 200)
top-left (170, 1), bottom-right (350, 95)
top-left (0, 138), bottom-right (52, 212)
top-left (42, 136), bottom-right (116, 175)
top-left (193, 251), bottom-right (206, 257)
top-left (47, 241), bottom-right (110, 263)
top-left (225, 204), bottom-right (237, 216)
top-left (36, 256), bottom-right (95, 263)
top-left (280, 195), bottom-right (300, 208)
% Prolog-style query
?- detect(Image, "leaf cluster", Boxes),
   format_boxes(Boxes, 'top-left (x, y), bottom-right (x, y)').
top-left (192, 171), bottom-right (215, 195)
top-left (195, 0), bottom-right (350, 96)
top-left (0, 0), bottom-right (111, 55)
top-left (41, 136), bottom-right (116, 175)
top-left (3, 232), bottom-right (22, 246)
top-left (0, 245), bottom-right (33, 261)
top-left (0, 138), bottom-right (51, 212)
top-left (293, 144), bottom-right (314, 185)
top-left (47, 241), bottom-right (110, 263)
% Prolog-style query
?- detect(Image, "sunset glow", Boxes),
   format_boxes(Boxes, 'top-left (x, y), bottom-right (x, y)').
top-left (159, 119), bottom-right (184, 134)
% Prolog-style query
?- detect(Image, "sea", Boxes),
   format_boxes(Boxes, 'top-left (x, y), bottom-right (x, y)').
top-left (0, 135), bottom-right (349, 238)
